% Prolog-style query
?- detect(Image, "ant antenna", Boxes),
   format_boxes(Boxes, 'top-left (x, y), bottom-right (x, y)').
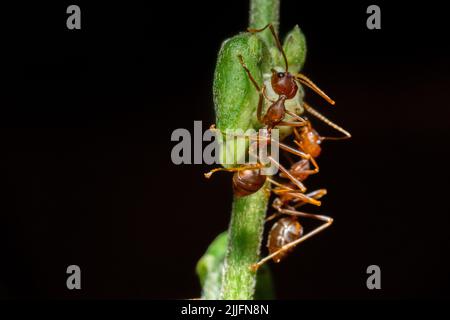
top-left (303, 102), bottom-right (351, 139)
top-left (295, 74), bottom-right (335, 105)
top-left (248, 23), bottom-right (289, 72)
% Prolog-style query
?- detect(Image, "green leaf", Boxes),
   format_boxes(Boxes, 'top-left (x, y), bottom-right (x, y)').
top-left (213, 33), bottom-right (271, 167)
top-left (213, 33), bottom-right (265, 132)
top-left (196, 232), bottom-right (228, 300)
top-left (283, 25), bottom-right (307, 73)
top-left (197, 231), bottom-right (275, 300)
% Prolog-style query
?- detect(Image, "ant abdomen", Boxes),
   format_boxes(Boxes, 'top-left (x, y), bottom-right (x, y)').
top-left (232, 169), bottom-right (266, 197)
top-left (267, 217), bottom-right (304, 263)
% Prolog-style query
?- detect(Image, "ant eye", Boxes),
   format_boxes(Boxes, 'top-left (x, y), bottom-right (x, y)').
top-left (277, 72), bottom-right (285, 78)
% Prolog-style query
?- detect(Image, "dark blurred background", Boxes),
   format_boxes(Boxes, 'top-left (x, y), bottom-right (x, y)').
top-left (1, 1), bottom-right (449, 299)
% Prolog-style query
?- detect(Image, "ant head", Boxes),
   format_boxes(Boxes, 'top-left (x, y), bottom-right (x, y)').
top-left (271, 69), bottom-right (298, 99)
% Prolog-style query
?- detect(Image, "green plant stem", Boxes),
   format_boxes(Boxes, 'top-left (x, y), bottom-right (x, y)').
top-left (220, 0), bottom-right (280, 301)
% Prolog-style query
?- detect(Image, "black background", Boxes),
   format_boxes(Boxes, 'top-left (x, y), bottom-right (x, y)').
top-left (1, 1), bottom-right (449, 299)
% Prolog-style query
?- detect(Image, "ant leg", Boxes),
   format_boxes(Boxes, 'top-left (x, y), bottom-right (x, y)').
top-left (303, 102), bottom-right (351, 139)
top-left (292, 125), bottom-right (307, 142)
top-left (274, 140), bottom-right (320, 175)
top-left (256, 88), bottom-right (265, 124)
top-left (266, 155), bottom-right (306, 193)
top-left (251, 209), bottom-right (333, 271)
top-left (293, 189), bottom-right (327, 208)
top-left (267, 177), bottom-right (293, 190)
top-left (238, 55), bottom-right (267, 124)
top-left (267, 177), bottom-right (319, 205)
top-left (237, 55), bottom-right (261, 91)
top-left (266, 189), bottom-right (327, 222)
top-left (241, 135), bottom-right (319, 176)
top-left (267, 177), bottom-right (319, 206)
top-left (295, 74), bottom-right (335, 105)
top-left (204, 163), bottom-right (264, 179)
top-left (285, 109), bottom-right (306, 122)
top-left (262, 86), bottom-right (276, 103)
top-left (279, 191), bottom-right (321, 206)
top-left (248, 23), bottom-right (288, 72)
top-left (276, 111), bottom-right (308, 128)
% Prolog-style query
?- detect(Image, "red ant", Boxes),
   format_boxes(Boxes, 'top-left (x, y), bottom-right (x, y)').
top-left (242, 23), bottom-right (336, 131)
top-left (248, 119), bottom-right (350, 271)
top-left (242, 135), bottom-right (329, 272)
top-left (251, 187), bottom-right (333, 271)
top-left (233, 23), bottom-right (349, 185)
top-left (204, 128), bottom-right (321, 205)
top-left (238, 55), bottom-right (308, 132)
top-left (245, 23), bottom-right (352, 145)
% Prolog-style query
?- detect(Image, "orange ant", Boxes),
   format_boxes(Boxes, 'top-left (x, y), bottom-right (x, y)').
top-left (204, 129), bottom-right (321, 205)
top-left (251, 187), bottom-right (333, 271)
top-left (262, 114), bottom-right (350, 208)
top-left (295, 104), bottom-right (351, 157)
top-left (247, 119), bottom-right (350, 271)
top-left (249, 161), bottom-right (332, 271)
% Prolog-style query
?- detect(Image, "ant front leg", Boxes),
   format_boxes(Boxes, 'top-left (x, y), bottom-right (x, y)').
top-left (222, 133), bottom-right (319, 177)
top-left (237, 55), bottom-right (266, 124)
top-left (266, 155), bottom-right (307, 193)
top-left (275, 140), bottom-right (320, 175)
top-left (251, 208), bottom-right (333, 271)
top-left (266, 177), bottom-right (320, 206)
top-left (293, 189), bottom-right (327, 208)
top-left (204, 163), bottom-right (265, 179)
top-left (273, 189), bottom-right (322, 207)
top-left (265, 189), bottom-right (327, 222)
top-left (274, 110), bottom-right (309, 128)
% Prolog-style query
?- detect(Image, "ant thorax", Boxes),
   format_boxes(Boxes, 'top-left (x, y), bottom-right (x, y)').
top-left (263, 67), bottom-right (305, 140)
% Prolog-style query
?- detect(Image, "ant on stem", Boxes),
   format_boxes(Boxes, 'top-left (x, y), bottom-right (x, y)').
top-left (244, 23), bottom-right (351, 140)
top-left (248, 23), bottom-right (336, 105)
top-left (250, 186), bottom-right (333, 271)
top-left (204, 128), bottom-right (321, 205)
top-left (248, 119), bottom-right (351, 271)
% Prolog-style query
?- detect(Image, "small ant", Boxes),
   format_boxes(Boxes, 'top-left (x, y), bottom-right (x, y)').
top-left (238, 55), bottom-right (308, 132)
top-left (295, 104), bottom-right (351, 157)
top-left (240, 23), bottom-right (336, 131)
top-left (265, 114), bottom-right (350, 207)
top-left (217, 51), bottom-right (331, 197)
top-left (204, 129), bottom-right (321, 205)
top-left (251, 185), bottom-right (332, 271)
top-left (244, 24), bottom-right (353, 144)
top-left (246, 117), bottom-right (350, 271)
top-left (249, 23), bottom-right (336, 105)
